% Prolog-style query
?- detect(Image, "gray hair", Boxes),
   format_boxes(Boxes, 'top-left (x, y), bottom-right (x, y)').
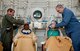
top-left (56, 4), bottom-right (64, 8)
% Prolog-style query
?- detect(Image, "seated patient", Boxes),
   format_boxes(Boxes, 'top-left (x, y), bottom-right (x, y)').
top-left (44, 20), bottom-right (73, 51)
top-left (47, 20), bottom-right (60, 39)
top-left (43, 20), bottom-right (60, 51)
top-left (13, 23), bottom-right (37, 51)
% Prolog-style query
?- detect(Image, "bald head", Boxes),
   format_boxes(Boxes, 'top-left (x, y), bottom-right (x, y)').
top-left (56, 4), bottom-right (64, 13)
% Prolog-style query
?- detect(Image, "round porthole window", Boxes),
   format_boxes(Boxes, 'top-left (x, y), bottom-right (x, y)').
top-left (33, 10), bottom-right (42, 19)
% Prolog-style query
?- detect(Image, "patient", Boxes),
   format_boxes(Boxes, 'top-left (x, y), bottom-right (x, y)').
top-left (44, 20), bottom-right (73, 51)
top-left (42, 20), bottom-right (60, 51)
top-left (46, 20), bottom-right (60, 39)
top-left (13, 23), bottom-right (37, 51)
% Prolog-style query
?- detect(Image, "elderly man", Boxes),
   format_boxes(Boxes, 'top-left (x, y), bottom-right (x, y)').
top-left (54, 4), bottom-right (80, 51)
top-left (1, 8), bottom-right (24, 51)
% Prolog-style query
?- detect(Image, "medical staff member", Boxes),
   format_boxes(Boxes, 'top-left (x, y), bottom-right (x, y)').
top-left (54, 4), bottom-right (80, 51)
top-left (1, 8), bottom-right (24, 51)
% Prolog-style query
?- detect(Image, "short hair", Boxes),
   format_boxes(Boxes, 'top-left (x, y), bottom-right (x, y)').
top-left (24, 23), bottom-right (29, 27)
top-left (51, 20), bottom-right (58, 24)
top-left (56, 4), bottom-right (63, 8)
top-left (7, 8), bottom-right (15, 12)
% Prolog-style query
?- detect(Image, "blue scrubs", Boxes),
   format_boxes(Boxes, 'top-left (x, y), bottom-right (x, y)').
top-left (56, 8), bottom-right (80, 51)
